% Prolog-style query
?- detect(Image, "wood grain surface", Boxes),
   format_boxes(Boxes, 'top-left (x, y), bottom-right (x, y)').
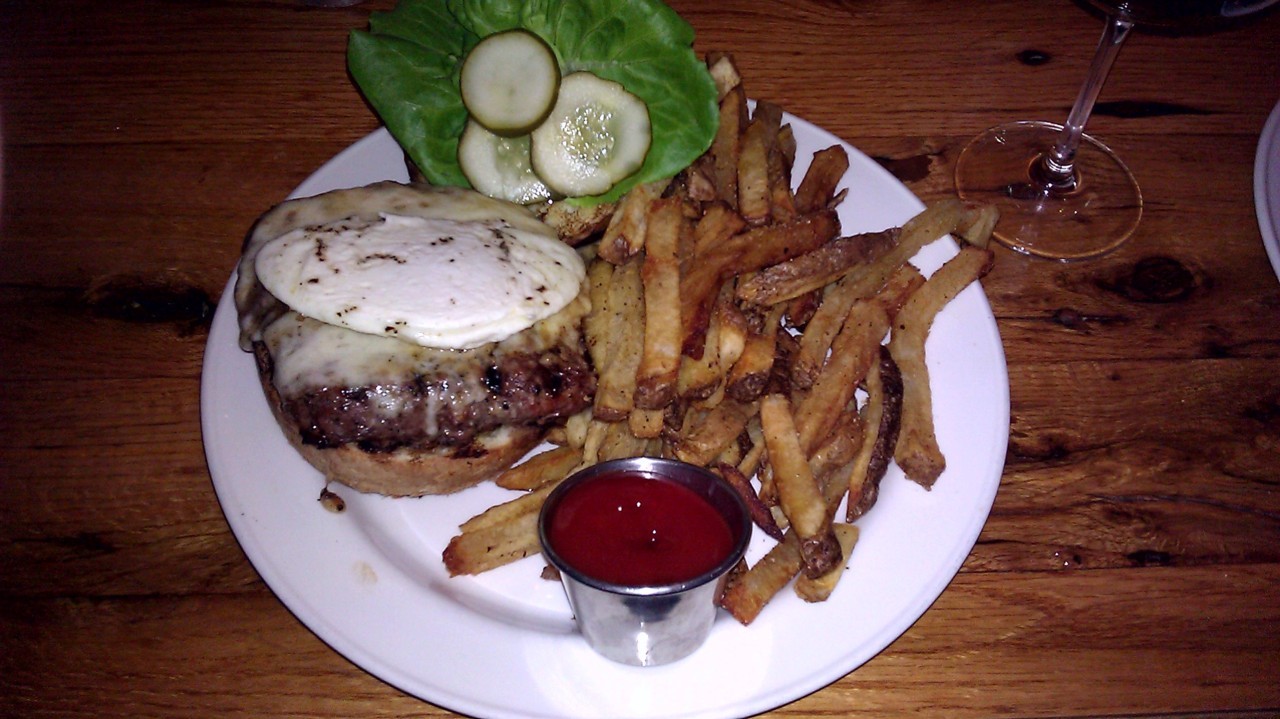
top-left (3, 1), bottom-right (1279, 717)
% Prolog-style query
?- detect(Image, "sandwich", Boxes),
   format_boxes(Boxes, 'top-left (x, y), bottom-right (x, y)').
top-left (234, 181), bottom-right (595, 496)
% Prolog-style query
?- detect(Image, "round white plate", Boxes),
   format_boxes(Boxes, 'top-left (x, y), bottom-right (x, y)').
top-left (201, 119), bottom-right (1010, 719)
top-left (1254, 99), bottom-right (1280, 282)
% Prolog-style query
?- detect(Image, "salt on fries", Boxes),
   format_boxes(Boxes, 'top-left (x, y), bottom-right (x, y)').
top-left (443, 55), bottom-right (996, 625)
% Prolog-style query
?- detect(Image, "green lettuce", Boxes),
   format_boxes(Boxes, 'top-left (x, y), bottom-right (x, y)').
top-left (347, 0), bottom-right (719, 205)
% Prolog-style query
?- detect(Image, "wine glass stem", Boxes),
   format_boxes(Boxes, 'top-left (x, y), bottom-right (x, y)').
top-left (1041, 15), bottom-right (1134, 189)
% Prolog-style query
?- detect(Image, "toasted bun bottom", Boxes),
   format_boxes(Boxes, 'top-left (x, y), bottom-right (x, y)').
top-left (254, 346), bottom-right (543, 496)
top-left (289, 424), bottom-right (543, 497)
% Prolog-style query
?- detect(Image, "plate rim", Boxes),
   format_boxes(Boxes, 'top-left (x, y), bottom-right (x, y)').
top-left (1254, 98), bottom-right (1280, 283)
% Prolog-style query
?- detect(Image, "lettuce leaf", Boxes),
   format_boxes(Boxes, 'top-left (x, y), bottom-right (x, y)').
top-left (348, 0), bottom-right (718, 205)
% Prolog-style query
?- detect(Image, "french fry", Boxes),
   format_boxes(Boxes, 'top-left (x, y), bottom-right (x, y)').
top-left (683, 209), bottom-right (841, 360)
top-left (635, 198), bottom-right (685, 409)
top-left (583, 257), bottom-right (615, 368)
top-left (845, 346), bottom-right (903, 521)
top-left (629, 406), bottom-right (667, 439)
top-left (725, 304), bottom-right (785, 401)
top-left (677, 284), bottom-right (728, 400)
top-left (495, 445), bottom-right (583, 491)
top-left (736, 228), bottom-right (899, 307)
top-left (712, 84), bottom-right (746, 208)
top-left (445, 479), bottom-right (568, 575)
top-left (794, 523), bottom-right (859, 603)
top-left (836, 199), bottom-right (966, 303)
top-left (889, 245), bottom-right (994, 487)
top-left (714, 461), bottom-right (784, 541)
top-left (599, 181), bottom-right (663, 264)
top-left (598, 417), bottom-right (652, 461)
top-left (793, 301), bottom-right (889, 454)
top-left (580, 418), bottom-right (609, 466)
top-left (592, 257), bottom-right (644, 420)
top-left (706, 51), bottom-right (742, 100)
top-left (731, 208), bottom-right (840, 274)
top-left (561, 408), bottom-right (593, 450)
top-left (760, 394), bottom-right (841, 579)
top-left (749, 101), bottom-right (798, 224)
top-left (443, 511), bottom-right (541, 576)
top-left (719, 530), bottom-right (802, 625)
top-left (807, 404), bottom-right (864, 482)
top-left (675, 398), bottom-right (758, 466)
top-left (791, 260), bottom-right (924, 389)
top-left (955, 203), bottom-right (1000, 249)
top-left (458, 480), bottom-right (559, 534)
top-left (737, 111), bottom-right (772, 225)
top-left (794, 145), bottom-right (849, 214)
top-left (680, 204), bottom-right (747, 358)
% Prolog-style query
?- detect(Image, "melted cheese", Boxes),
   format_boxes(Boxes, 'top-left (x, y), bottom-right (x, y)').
top-left (254, 211), bottom-right (584, 350)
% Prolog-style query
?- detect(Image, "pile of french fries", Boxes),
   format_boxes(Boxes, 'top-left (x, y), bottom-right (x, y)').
top-left (443, 55), bottom-right (998, 625)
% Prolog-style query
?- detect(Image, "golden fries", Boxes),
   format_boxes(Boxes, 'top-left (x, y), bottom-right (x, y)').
top-left (495, 445), bottom-right (582, 491)
top-left (719, 531), bottom-right (802, 625)
top-left (442, 53), bottom-right (997, 625)
top-left (635, 197), bottom-right (685, 409)
top-left (889, 246), bottom-right (994, 487)
top-left (760, 394), bottom-right (841, 579)
top-left (794, 523), bottom-right (859, 603)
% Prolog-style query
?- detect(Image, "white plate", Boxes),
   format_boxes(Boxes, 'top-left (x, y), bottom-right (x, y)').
top-left (201, 119), bottom-right (1010, 719)
top-left (1254, 99), bottom-right (1280, 282)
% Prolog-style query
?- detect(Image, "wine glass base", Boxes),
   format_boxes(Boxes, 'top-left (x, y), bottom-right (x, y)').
top-left (955, 121), bottom-right (1143, 261)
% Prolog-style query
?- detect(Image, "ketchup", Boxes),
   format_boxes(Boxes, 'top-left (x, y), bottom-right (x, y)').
top-left (544, 471), bottom-right (736, 587)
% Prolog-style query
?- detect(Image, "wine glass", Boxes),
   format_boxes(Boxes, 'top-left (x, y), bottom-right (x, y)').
top-left (954, 0), bottom-right (1280, 262)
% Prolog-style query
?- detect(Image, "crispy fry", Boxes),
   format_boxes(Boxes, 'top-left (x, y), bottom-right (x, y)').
top-left (599, 181), bottom-right (663, 264)
top-left (955, 203), bottom-right (1000, 249)
top-left (598, 417), bottom-right (652, 461)
top-left (714, 461), bottom-right (784, 541)
top-left (592, 257), bottom-right (644, 420)
top-left (737, 111), bottom-right (772, 225)
top-left (794, 144), bottom-right (849, 214)
top-left (719, 530), bottom-right (802, 625)
top-left (495, 445), bottom-right (583, 491)
top-left (760, 394), bottom-right (841, 579)
top-left (679, 204), bottom-right (747, 358)
top-left (580, 418), bottom-right (609, 466)
top-left (675, 398), bottom-right (758, 466)
top-left (443, 511), bottom-right (541, 576)
top-left (629, 406), bottom-right (667, 439)
top-left (712, 84), bottom-right (746, 208)
top-left (636, 198), bottom-right (685, 409)
top-left (706, 51), bottom-right (742, 100)
top-left (846, 346), bottom-right (903, 520)
top-left (561, 409), bottom-right (593, 450)
top-left (725, 304), bottom-right (785, 401)
top-left (836, 199), bottom-right (966, 303)
top-left (794, 301), bottom-right (889, 454)
top-left (583, 257), bottom-right (614, 367)
top-left (807, 404), bottom-right (864, 482)
top-left (683, 209), bottom-right (840, 359)
top-left (677, 283), bottom-right (729, 400)
top-left (794, 523), bottom-right (859, 603)
top-left (791, 260), bottom-right (924, 389)
top-left (736, 228), bottom-right (899, 307)
top-left (889, 245), bottom-right (994, 487)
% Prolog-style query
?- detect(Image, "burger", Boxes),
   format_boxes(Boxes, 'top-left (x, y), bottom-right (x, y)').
top-left (234, 181), bottom-right (595, 496)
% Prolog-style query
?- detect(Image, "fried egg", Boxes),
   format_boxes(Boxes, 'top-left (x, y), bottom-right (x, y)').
top-left (253, 199), bottom-right (585, 350)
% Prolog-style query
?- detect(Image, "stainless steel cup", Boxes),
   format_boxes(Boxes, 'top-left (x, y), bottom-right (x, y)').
top-left (538, 457), bottom-right (752, 666)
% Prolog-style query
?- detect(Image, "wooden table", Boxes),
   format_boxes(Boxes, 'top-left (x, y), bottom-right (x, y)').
top-left (4, 1), bottom-right (1279, 716)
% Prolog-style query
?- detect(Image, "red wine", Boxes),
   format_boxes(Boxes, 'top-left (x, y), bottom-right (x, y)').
top-left (1085, 0), bottom-right (1279, 27)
